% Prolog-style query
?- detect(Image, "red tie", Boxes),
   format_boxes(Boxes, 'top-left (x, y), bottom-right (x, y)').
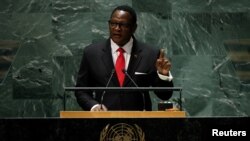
top-left (115, 48), bottom-right (125, 87)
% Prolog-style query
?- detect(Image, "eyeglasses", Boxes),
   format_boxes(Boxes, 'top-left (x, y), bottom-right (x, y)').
top-left (108, 20), bottom-right (132, 29)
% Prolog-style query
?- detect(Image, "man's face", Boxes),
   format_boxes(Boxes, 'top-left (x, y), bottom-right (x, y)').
top-left (109, 10), bottom-right (136, 46)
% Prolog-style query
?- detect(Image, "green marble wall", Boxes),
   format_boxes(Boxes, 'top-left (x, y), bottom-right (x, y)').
top-left (0, 0), bottom-right (250, 117)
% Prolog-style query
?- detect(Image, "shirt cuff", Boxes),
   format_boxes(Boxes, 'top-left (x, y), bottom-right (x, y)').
top-left (157, 71), bottom-right (173, 82)
top-left (90, 104), bottom-right (100, 111)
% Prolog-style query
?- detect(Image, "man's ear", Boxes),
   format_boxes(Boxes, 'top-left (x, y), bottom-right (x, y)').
top-left (132, 24), bottom-right (137, 33)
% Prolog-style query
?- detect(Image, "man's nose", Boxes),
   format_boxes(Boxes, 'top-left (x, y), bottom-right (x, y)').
top-left (114, 24), bottom-right (122, 30)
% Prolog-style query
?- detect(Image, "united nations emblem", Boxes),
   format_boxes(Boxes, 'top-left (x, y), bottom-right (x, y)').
top-left (100, 123), bottom-right (145, 141)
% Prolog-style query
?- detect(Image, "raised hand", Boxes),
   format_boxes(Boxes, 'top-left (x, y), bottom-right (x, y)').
top-left (155, 49), bottom-right (171, 76)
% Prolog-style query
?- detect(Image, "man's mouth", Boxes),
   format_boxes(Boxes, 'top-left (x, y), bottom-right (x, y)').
top-left (112, 33), bottom-right (121, 37)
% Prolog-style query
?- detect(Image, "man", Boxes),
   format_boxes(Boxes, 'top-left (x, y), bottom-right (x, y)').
top-left (75, 5), bottom-right (173, 111)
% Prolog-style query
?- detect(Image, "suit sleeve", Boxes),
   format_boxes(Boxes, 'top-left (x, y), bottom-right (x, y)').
top-left (151, 49), bottom-right (174, 100)
top-left (75, 48), bottom-right (99, 110)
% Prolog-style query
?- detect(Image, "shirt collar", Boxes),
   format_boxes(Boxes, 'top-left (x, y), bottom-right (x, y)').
top-left (110, 37), bottom-right (133, 54)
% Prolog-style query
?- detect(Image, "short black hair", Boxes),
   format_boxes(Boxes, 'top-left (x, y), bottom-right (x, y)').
top-left (110, 5), bottom-right (137, 25)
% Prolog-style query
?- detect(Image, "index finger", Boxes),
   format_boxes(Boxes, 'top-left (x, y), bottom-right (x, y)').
top-left (159, 49), bottom-right (165, 59)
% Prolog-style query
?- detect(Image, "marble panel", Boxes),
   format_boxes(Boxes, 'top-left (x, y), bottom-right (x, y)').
top-left (0, 0), bottom-right (250, 117)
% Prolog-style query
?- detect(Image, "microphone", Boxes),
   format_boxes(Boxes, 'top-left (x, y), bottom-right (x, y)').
top-left (100, 69), bottom-right (115, 110)
top-left (122, 69), bottom-right (146, 111)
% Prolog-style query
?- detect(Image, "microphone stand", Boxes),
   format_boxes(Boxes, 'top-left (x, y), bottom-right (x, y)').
top-left (123, 69), bottom-right (146, 111)
top-left (100, 69), bottom-right (115, 110)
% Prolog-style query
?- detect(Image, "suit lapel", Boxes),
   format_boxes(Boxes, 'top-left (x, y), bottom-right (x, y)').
top-left (123, 40), bottom-right (142, 86)
top-left (101, 40), bottom-right (120, 86)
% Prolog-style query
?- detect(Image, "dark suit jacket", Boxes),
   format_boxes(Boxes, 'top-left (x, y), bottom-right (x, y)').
top-left (75, 38), bottom-right (173, 111)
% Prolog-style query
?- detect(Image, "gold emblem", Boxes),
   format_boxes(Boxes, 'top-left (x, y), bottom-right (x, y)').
top-left (100, 123), bottom-right (145, 141)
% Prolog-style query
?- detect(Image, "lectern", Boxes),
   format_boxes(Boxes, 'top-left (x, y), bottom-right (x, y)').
top-left (61, 87), bottom-right (185, 118)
